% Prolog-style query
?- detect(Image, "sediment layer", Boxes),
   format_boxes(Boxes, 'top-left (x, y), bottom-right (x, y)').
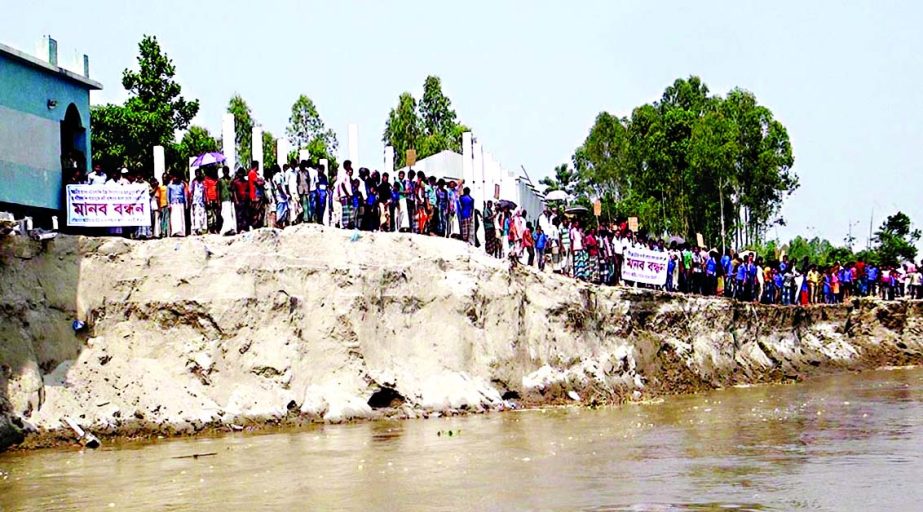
top-left (2, 226), bottom-right (922, 450)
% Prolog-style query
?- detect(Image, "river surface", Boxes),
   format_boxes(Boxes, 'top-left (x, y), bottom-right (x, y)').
top-left (2, 368), bottom-right (923, 511)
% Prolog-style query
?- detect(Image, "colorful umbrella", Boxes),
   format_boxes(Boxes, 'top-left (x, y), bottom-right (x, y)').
top-left (191, 152), bottom-right (226, 168)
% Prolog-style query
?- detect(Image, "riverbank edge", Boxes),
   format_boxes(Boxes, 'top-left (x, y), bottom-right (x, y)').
top-left (4, 231), bottom-right (923, 452)
top-left (8, 362), bottom-right (915, 452)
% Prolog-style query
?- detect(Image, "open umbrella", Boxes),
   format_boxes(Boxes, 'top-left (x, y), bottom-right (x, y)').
top-left (498, 199), bottom-right (517, 210)
top-left (565, 205), bottom-right (589, 214)
top-left (191, 152), bottom-right (226, 168)
top-left (668, 235), bottom-right (685, 245)
top-left (544, 190), bottom-right (570, 201)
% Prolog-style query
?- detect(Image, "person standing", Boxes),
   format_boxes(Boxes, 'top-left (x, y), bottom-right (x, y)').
top-left (87, 164), bottom-right (107, 185)
top-left (285, 163), bottom-right (301, 224)
top-left (167, 173), bottom-right (188, 237)
top-left (203, 169), bottom-right (220, 233)
top-left (522, 222), bottom-right (535, 266)
top-left (458, 187), bottom-right (475, 245)
top-left (315, 163), bottom-right (328, 225)
top-left (337, 166), bottom-right (354, 229)
top-left (189, 169), bottom-right (207, 235)
top-left (535, 225), bottom-right (548, 271)
top-left (270, 165), bottom-right (289, 227)
top-left (231, 168), bottom-right (249, 233)
top-left (298, 160), bottom-right (317, 223)
top-left (218, 166), bottom-right (236, 235)
top-left (571, 221), bottom-right (587, 280)
top-left (151, 178), bottom-right (167, 238)
top-left (247, 161), bottom-right (264, 229)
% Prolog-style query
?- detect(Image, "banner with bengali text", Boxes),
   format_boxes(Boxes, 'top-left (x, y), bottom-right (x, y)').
top-left (66, 185), bottom-right (151, 227)
top-left (621, 246), bottom-right (669, 286)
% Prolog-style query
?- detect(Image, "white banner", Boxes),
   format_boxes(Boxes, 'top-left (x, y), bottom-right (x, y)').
top-left (66, 185), bottom-right (151, 227)
top-left (621, 246), bottom-right (669, 286)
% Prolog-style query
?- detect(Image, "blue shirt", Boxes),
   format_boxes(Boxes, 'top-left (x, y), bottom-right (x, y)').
top-left (736, 263), bottom-right (747, 281)
top-left (535, 232), bottom-right (547, 250)
top-left (721, 255), bottom-right (731, 275)
top-left (459, 195), bottom-right (474, 219)
top-left (705, 257), bottom-right (717, 276)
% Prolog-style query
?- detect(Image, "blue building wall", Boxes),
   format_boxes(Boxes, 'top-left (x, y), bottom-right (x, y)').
top-left (0, 51), bottom-right (94, 210)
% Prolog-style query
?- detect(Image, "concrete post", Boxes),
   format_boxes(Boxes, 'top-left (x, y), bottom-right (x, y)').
top-left (347, 124), bottom-right (359, 167)
top-left (472, 141), bottom-right (484, 208)
top-left (299, 149), bottom-right (310, 163)
top-left (153, 146), bottom-right (165, 184)
top-left (277, 138), bottom-right (291, 169)
top-left (222, 114), bottom-right (236, 171)
top-left (384, 146), bottom-right (394, 174)
top-left (252, 126), bottom-right (263, 177)
top-left (462, 132), bottom-right (473, 189)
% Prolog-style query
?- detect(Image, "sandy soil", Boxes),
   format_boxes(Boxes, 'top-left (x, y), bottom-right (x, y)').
top-left (2, 226), bottom-right (923, 450)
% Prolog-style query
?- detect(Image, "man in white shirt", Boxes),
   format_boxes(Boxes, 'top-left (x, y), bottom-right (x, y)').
top-left (87, 165), bottom-right (107, 185)
top-left (538, 207), bottom-right (554, 234)
top-left (612, 231), bottom-right (624, 285)
top-left (285, 163), bottom-right (301, 224)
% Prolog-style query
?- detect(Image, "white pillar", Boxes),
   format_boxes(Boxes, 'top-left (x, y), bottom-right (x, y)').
top-left (299, 149), bottom-right (310, 163)
top-left (462, 133), bottom-right (473, 189)
top-left (347, 124), bottom-right (359, 167)
top-left (252, 126), bottom-right (263, 177)
top-left (384, 146), bottom-right (394, 174)
top-left (153, 145), bottom-right (165, 184)
top-left (222, 113), bottom-right (236, 171)
top-left (472, 141), bottom-right (484, 207)
top-left (277, 138), bottom-right (291, 168)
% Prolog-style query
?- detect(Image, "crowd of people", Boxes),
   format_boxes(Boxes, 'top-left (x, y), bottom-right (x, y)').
top-left (68, 161), bottom-right (921, 305)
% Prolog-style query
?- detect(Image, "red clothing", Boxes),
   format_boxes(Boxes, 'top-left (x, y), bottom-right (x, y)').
top-left (586, 234), bottom-right (599, 257)
top-left (204, 177), bottom-right (218, 202)
top-left (522, 229), bottom-right (534, 248)
top-left (232, 178), bottom-right (249, 203)
top-left (248, 169), bottom-right (260, 202)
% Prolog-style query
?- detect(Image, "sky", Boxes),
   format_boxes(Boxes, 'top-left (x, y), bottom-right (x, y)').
top-left (4, 1), bottom-right (923, 248)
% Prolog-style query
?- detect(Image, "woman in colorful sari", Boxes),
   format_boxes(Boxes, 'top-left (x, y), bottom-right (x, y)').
top-left (483, 201), bottom-right (498, 257)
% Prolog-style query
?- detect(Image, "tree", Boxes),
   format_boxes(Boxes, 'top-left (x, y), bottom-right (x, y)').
top-left (262, 130), bottom-right (277, 169)
top-left (382, 76), bottom-right (470, 167)
top-left (286, 95), bottom-right (338, 164)
top-left (382, 92), bottom-right (420, 168)
top-left (176, 125), bottom-right (218, 161)
top-left (539, 163), bottom-right (581, 196)
top-left (228, 94), bottom-right (254, 167)
top-left (91, 35), bottom-right (199, 174)
top-left (418, 76), bottom-right (458, 139)
top-left (874, 212), bottom-right (920, 266)
top-left (560, 76), bottom-right (797, 247)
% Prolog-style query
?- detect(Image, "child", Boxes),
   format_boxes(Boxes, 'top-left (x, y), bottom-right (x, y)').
top-left (535, 226), bottom-right (548, 271)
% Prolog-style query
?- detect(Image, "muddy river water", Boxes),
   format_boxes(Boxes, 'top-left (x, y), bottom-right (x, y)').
top-left (2, 368), bottom-right (923, 511)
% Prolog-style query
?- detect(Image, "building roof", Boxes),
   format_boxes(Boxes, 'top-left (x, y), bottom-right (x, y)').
top-left (396, 149), bottom-right (464, 179)
top-left (0, 42), bottom-right (102, 90)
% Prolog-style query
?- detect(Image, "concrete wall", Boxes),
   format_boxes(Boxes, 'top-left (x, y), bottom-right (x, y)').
top-left (0, 52), bottom-right (92, 210)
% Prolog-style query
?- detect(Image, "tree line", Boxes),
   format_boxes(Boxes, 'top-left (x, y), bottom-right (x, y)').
top-left (91, 36), bottom-right (469, 179)
top-left (543, 76), bottom-right (797, 250)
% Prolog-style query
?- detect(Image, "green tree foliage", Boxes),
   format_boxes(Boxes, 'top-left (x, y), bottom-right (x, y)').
top-left (286, 95), bottom-right (338, 164)
top-left (569, 76), bottom-right (796, 246)
top-left (91, 35), bottom-right (199, 173)
top-left (176, 125), bottom-right (218, 160)
top-left (382, 76), bottom-right (469, 168)
top-left (874, 212), bottom-right (920, 266)
top-left (262, 130), bottom-right (277, 169)
top-left (539, 163), bottom-right (581, 195)
top-left (228, 94), bottom-right (254, 167)
top-left (383, 93), bottom-right (420, 168)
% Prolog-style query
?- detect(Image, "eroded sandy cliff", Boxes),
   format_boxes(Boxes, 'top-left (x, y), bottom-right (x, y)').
top-left (2, 226), bottom-right (922, 450)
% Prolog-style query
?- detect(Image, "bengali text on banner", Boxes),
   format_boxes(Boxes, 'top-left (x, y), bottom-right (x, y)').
top-left (66, 185), bottom-right (151, 227)
top-left (620, 246), bottom-right (669, 286)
